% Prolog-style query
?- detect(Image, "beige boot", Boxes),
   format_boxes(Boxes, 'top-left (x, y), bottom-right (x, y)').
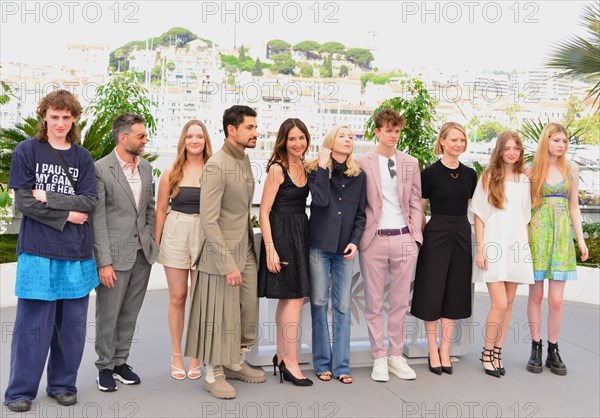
top-left (224, 347), bottom-right (266, 383)
top-left (203, 365), bottom-right (236, 399)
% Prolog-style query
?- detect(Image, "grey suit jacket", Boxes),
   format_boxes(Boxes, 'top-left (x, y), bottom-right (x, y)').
top-left (194, 142), bottom-right (257, 275)
top-left (92, 149), bottom-right (159, 271)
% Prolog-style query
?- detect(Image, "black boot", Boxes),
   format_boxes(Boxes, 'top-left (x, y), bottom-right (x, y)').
top-left (546, 341), bottom-right (567, 375)
top-left (526, 340), bottom-right (543, 373)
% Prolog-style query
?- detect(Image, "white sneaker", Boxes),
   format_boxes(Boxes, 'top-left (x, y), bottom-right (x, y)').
top-left (371, 357), bottom-right (389, 382)
top-left (388, 355), bottom-right (416, 380)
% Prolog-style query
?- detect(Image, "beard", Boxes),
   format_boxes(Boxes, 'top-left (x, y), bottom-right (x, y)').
top-left (125, 142), bottom-right (144, 156)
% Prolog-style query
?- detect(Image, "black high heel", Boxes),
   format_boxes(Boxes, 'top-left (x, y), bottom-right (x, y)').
top-left (493, 346), bottom-right (505, 376)
top-left (428, 356), bottom-right (442, 375)
top-left (439, 349), bottom-right (453, 375)
top-left (481, 348), bottom-right (501, 378)
top-left (272, 354), bottom-right (278, 376)
top-left (278, 360), bottom-right (313, 386)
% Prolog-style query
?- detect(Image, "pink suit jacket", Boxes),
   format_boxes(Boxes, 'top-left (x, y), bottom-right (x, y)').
top-left (355, 150), bottom-right (423, 251)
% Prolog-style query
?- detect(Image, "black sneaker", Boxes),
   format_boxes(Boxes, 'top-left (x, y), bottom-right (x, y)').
top-left (113, 363), bottom-right (141, 385)
top-left (97, 369), bottom-right (117, 392)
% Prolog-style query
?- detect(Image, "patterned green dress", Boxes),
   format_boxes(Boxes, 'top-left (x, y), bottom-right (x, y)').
top-left (529, 176), bottom-right (577, 281)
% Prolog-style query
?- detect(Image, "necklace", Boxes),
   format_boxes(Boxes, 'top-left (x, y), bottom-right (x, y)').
top-left (441, 159), bottom-right (460, 179)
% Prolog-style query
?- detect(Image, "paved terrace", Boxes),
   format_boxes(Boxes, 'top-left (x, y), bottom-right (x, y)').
top-left (1, 290), bottom-right (598, 418)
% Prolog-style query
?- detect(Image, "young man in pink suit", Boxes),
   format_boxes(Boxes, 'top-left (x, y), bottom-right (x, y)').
top-left (356, 109), bottom-right (423, 382)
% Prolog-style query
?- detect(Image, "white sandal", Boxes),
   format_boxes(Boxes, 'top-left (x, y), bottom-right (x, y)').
top-left (171, 353), bottom-right (186, 380)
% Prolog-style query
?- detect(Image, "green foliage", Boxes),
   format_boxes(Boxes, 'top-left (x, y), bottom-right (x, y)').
top-left (360, 72), bottom-right (403, 89)
top-left (547, 3), bottom-right (600, 108)
top-left (475, 120), bottom-right (508, 142)
top-left (571, 114), bottom-right (600, 145)
top-left (238, 45), bottom-right (246, 61)
top-left (267, 39), bottom-right (291, 56)
top-left (270, 54), bottom-right (296, 75)
top-left (220, 54), bottom-right (255, 73)
top-left (300, 64), bottom-right (314, 78)
top-left (563, 96), bottom-right (585, 125)
top-left (339, 65), bottom-right (349, 78)
top-left (320, 57), bottom-right (332, 78)
top-left (0, 234), bottom-right (18, 264)
top-left (0, 79), bottom-right (15, 106)
top-left (472, 161), bottom-right (485, 178)
top-left (319, 41), bottom-right (345, 55)
top-left (344, 48), bottom-right (374, 68)
top-left (0, 117), bottom-right (39, 184)
top-left (82, 75), bottom-right (157, 162)
top-left (251, 58), bottom-right (263, 76)
top-left (576, 222), bottom-right (600, 266)
top-left (293, 40), bottom-right (321, 59)
top-left (109, 27), bottom-right (207, 72)
top-left (364, 79), bottom-right (438, 169)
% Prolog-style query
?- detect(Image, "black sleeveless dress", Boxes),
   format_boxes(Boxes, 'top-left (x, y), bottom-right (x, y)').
top-left (258, 167), bottom-right (311, 299)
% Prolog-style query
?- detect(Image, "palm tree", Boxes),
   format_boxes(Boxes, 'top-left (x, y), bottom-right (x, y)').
top-left (547, 3), bottom-right (600, 108)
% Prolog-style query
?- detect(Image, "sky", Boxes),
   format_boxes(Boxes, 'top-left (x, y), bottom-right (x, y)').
top-left (0, 0), bottom-right (592, 73)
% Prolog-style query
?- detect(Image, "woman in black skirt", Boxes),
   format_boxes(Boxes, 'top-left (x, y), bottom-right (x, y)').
top-left (410, 122), bottom-right (477, 375)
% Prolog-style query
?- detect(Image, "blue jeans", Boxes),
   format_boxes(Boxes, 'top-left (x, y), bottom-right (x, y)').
top-left (309, 247), bottom-right (354, 377)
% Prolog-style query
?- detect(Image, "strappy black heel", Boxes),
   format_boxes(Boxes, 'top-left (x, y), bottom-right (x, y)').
top-left (481, 348), bottom-right (501, 378)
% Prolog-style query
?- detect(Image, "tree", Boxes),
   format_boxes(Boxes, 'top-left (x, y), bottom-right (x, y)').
top-left (270, 54), bottom-right (296, 75)
top-left (475, 120), bottom-right (507, 142)
top-left (319, 56), bottom-right (333, 78)
top-left (572, 114), bottom-right (600, 145)
top-left (82, 74), bottom-right (157, 161)
top-left (319, 42), bottom-right (345, 56)
top-left (344, 48), bottom-right (374, 68)
top-left (547, 3), bottom-right (600, 108)
top-left (267, 39), bottom-right (291, 57)
top-left (563, 96), bottom-right (585, 125)
top-left (364, 79), bottom-right (438, 168)
top-left (251, 58), bottom-right (263, 76)
top-left (293, 40), bottom-right (321, 60)
top-left (339, 65), bottom-right (349, 78)
top-left (300, 64), bottom-right (314, 78)
top-left (238, 45), bottom-right (246, 61)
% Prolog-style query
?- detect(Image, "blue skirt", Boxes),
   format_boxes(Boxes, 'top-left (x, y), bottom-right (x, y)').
top-left (15, 253), bottom-right (99, 301)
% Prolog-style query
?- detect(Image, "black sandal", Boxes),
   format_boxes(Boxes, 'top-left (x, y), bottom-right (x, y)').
top-left (316, 371), bottom-right (332, 381)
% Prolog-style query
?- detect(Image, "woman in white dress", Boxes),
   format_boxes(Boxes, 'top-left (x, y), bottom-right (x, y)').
top-left (469, 131), bottom-right (533, 378)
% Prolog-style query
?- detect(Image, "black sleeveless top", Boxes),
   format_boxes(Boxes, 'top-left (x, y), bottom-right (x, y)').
top-left (170, 186), bottom-right (201, 214)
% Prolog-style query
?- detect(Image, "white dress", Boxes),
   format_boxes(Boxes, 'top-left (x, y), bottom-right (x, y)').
top-left (468, 173), bottom-right (534, 284)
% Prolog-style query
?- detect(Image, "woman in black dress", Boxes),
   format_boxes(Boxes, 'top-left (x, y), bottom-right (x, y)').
top-left (258, 118), bottom-right (312, 386)
top-left (410, 122), bottom-right (477, 375)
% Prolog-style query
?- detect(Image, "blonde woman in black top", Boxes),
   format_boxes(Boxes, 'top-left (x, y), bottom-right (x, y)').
top-left (155, 120), bottom-right (212, 380)
top-left (410, 122), bottom-right (477, 375)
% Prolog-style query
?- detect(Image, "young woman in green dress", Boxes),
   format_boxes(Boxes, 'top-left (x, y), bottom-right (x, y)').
top-left (527, 123), bottom-right (589, 376)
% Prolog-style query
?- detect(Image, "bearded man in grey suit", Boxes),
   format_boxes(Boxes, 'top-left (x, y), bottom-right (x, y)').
top-left (186, 105), bottom-right (266, 399)
top-left (92, 113), bottom-right (159, 392)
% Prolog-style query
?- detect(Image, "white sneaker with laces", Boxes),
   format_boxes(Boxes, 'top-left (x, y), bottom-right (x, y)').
top-left (371, 357), bottom-right (390, 382)
top-left (388, 355), bottom-right (416, 380)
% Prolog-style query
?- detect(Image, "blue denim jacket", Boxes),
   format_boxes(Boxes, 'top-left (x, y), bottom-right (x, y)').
top-left (308, 166), bottom-right (366, 254)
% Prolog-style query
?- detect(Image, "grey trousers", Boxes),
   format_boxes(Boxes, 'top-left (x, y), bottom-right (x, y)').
top-left (94, 250), bottom-right (152, 370)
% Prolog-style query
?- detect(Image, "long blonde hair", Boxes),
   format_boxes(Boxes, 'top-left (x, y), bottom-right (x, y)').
top-left (481, 131), bottom-right (525, 209)
top-left (169, 120), bottom-right (213, 199)
top-left (305, 125), bottom-right (361, 177)
top-left (530, 123), bottom-right (570, 208)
